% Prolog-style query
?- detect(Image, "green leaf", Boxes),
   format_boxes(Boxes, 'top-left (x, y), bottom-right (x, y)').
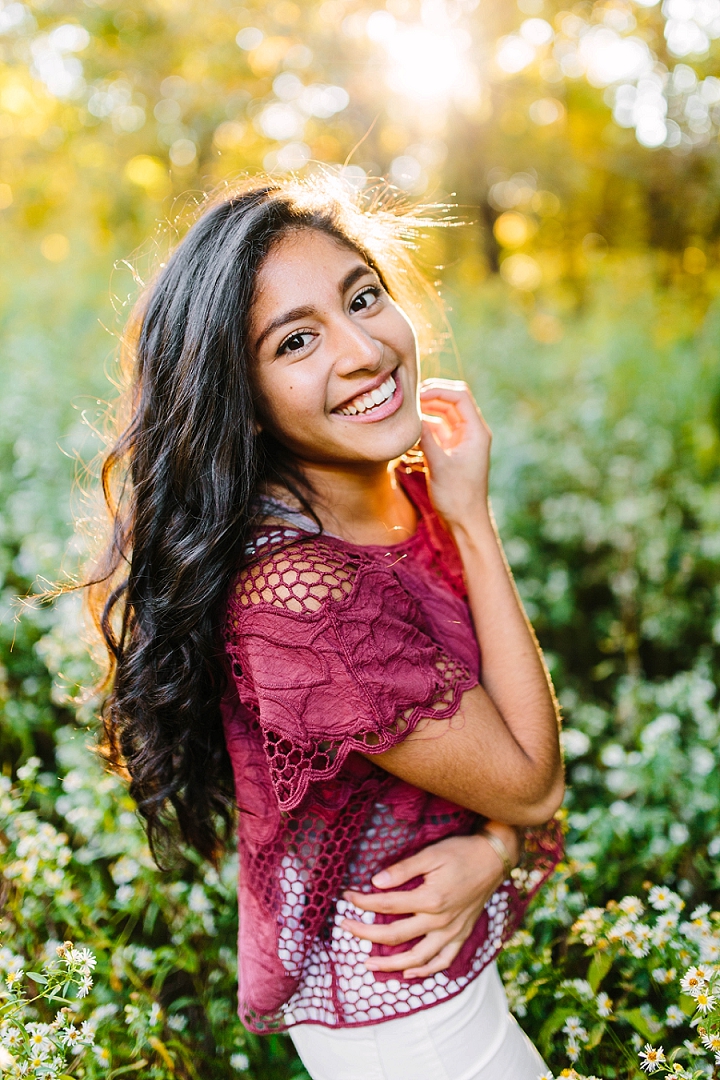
top-left (617, 1007), bottom-right (658, 1043)
top-left (539, 1005), bottom-right (580, 1056)
top-left (679, 994), bottom-right (697, 1017)
top-left (108, 1060), bottom-right (148, 1079)
top-left (587, 950), bottom-right (613, 992)
top-left (26, 971), bottom-right (48, 984)
top-left (586, 1020), bottom-right (607, 1049)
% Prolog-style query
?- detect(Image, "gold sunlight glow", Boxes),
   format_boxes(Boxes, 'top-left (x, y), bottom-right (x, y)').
top-left (366, 5), bottom-right (478, 106)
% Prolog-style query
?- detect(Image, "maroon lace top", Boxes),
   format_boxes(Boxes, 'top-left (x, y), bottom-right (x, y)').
top-left (221, 463), bottom-right (563, 1033)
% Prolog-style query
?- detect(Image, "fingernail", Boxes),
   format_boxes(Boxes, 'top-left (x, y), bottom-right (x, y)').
top-left (372, 871), bottom-right (391, 888)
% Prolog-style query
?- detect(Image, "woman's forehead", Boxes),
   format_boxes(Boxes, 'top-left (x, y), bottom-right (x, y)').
top-left (253, 230), bottom-right (372, 316)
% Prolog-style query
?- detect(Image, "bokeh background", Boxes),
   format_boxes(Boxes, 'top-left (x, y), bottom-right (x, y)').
top-left (2, 0), bottom-right (720, 1076)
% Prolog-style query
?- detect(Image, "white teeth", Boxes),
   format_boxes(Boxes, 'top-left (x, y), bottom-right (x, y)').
top-left (336, 372), bottom-right (397, 416)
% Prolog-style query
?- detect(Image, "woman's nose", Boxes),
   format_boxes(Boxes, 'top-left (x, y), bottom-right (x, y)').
top-left (332, 315), bottom-right (384, 374)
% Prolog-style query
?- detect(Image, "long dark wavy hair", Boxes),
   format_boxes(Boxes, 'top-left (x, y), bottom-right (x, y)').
top-left (85, 173), bottom-right (446, 866)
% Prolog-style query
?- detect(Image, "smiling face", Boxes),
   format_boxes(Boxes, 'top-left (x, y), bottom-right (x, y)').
top-left (250, 228), bottom-right (422, 471)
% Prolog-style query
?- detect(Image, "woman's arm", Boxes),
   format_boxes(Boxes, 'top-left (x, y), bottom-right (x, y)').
top-left (361, 381), bottom-right (564, 827)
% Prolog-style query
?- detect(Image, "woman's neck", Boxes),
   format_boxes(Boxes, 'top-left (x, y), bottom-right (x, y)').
top-left (279, 459), bottom-right (418, 547)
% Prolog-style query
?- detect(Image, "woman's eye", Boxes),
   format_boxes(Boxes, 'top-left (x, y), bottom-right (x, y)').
top-left (349, 286), bottom-right (381, 314)
top-left (278, 331), bottom-right (314, 355)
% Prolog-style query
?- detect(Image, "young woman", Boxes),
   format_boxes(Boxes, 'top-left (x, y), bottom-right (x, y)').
top-left (90, 175), bottom-right (564, 1080)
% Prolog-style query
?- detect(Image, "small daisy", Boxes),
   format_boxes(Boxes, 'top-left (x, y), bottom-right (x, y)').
top-left (1, 1027), bottom-right (22, 1049)
top-left (700, 1030), bottom-right (720, 1052)
top-left (639, 1044), bottom-right (666, 1072)
top-left (562, 1016), bottom-right (586, 1038)
top-left (93, 1046), bottom-right (111, 1066)
top-left (652, 967), bottom-right (676, 984)
top-left (27, 1030), bottom-right (52, 1055)
top-left (649, 886), bottom-right (674, 911)
top-left (597, 991), bottom-right (613, 1017)
top-left (60, 1025), bottom-right (82, 1048)
top-left (565, 1039), bottom-right (580, 1063)
top-left (620, 895), bottom-right (645, 918)
top-left (69, 947), bottom-right (97, 974)
top-left (694, 990), bottom-right (716, 1013)
top-left (666, 1005), bottom-right (685, 1027)
top-left (681, 968), bottom-right (707, 994)
top-left (79, 1021), bottom-right (94, 1046)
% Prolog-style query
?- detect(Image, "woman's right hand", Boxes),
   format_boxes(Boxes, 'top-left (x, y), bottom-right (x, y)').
top-left (340, 823), bottom-right (519, 980)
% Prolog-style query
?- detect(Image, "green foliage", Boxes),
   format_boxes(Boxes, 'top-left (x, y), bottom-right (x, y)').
top-left (0, 743), bottom-right (306, 1079)
top-left (499, 875), bottom-right (720, 1077)
top-left (2, 2), bottom-right (720, 1070)
top-left (2, 255), bottom-right (720, 1076)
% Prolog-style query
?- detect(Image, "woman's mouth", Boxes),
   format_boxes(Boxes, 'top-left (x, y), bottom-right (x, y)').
top-left (332, 372), bottom-right (403, 423)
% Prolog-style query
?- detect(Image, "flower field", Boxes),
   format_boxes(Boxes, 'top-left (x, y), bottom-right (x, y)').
top-left (3, 0), bottom-right (720, 1075)
top-left (2, 252), bottom-right (720, 1077)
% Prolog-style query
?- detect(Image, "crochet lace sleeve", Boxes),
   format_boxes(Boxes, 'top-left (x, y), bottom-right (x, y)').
top-left (224, 534), bottom-right (478, 811)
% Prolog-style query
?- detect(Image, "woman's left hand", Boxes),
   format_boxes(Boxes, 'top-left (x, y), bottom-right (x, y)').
top-left (341, 826), bottom-right (518, 979)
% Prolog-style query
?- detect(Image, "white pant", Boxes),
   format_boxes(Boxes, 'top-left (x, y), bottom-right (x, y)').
top-left (288, 963), bottom-right (546, 1080)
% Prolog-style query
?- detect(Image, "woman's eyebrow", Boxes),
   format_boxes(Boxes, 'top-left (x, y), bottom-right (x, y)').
top-left (254, 263), bottom-right (376, 351)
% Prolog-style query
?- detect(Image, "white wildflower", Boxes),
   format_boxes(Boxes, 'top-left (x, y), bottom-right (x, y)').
top-left (681, 968), bottom-right (708, 995)
top-left (68, 947), bottom-right (96, 974)
top-left (700, 939), bottom-right (720, 963)
top-left (597, 991), bottom-right (613, 1016)
top-left (566, 1038), bottom-right (580, 1062)
top-left (79, 1021), bottom-right (94, 1046)
top-left (188, 884), bottom-right (212, 914)
top-left (562, 1016), bottom-right (588, 1042)
top-left (0, 1028), bottom-right (21, 1049)
top-left (652, 967), bottom-right (676, 984)
top-left (111, 857), bottom-right (140, 885)
top-left (666, 1005), bottom-right (685, 1027)
top-left (559, 978), bottom-right (594, 1000)
top-left (649, 886), bottom-right (675, 911)
top-left (693, 990), bottom-right (716, 1013)
top-left (700, 1030), bottom-right (720, 1052)
top-left (229, 1052), bottom-right (250, 1071)
top-left (638, 1043), bottom-right (666, 1072)
top-left (571, 907), bottom-right (604, 945)
top-left (93, 1046), bottom-right (111, 1066)
top-left (89, 1003), bottom-right (119, 1027)
top-left (132, 947), bottom-right (154, 972)
top-left (619, 895), bottom-right (645, 919)
top-left (115, 884), bottom-right (135, 906)
top-left (60, 1025), bottom-right (82, 1048)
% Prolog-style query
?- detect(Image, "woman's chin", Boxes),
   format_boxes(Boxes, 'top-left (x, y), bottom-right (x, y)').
top-left (338, 403), bottom-right (421, 458)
